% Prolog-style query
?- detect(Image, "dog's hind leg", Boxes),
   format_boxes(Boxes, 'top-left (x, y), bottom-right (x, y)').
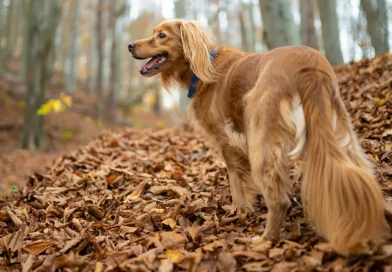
top-left (244, 92), bottom-right (300, 241)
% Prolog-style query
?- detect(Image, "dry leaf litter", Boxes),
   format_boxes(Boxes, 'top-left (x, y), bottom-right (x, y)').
top-left (1, 54), bottom-right (392, 271)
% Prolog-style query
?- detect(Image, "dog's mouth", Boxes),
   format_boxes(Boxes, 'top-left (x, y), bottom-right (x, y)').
top-left (138, 53), bottom-right (168, 76)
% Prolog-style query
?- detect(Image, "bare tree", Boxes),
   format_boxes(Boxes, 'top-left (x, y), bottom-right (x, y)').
top-left (300, 0), bottom-right (319, 49)
top-left (0, 0), bottom-right (13, 71)
top-left (239, 3), bottom-right (251, 52)
top-left (21, 0), bottom-right (61, 150)
top-left (0, 0), bottom-right (4, 72)
top-left (247, 1), bottom-right (256, 52)
top-left (95, 0), bottom-right (104, 98)
top-left (67, 0), bottom-right (81, 94)
top-left (360, 0), bottom-right (389, 55)
top-left (258, 0), bottom-right (298, 50)
top-left (105, 0), bottom-right (127, 123)
top-left (316, 0), bottom-right (344, 65)
top-left (19, 0), bottom-right (30, 80)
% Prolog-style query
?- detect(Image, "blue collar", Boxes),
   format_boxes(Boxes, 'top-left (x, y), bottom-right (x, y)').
top-left (187, 49), bottom-right (217, 99)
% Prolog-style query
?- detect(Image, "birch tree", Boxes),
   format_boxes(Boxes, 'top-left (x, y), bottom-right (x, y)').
top-left (316, 0), bottom-right (344, 65)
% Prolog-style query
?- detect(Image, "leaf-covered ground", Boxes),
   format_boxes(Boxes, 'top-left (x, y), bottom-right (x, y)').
top-left (1, 54), bottom-right (392, 271)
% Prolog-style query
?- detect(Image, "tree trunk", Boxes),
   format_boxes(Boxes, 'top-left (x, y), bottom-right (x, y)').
top-left (21, 0), bottom-right (60, 150)
top-left (300, 0), bottom-right (319, 49)
top-left (0, 0), bottom-right (4, 72)
top-left (258, 0), bottom-right (298, 50)
top-left (105, 0), bottom-right (119, 123)
top-left (67, 0), bottom-right (80, 94)
top-left (248, 2), bottom-right (256, 52)
top-left (1, 0), bottom-right (13, 70)
top-left (10, 0), bottom-right (22, 59)
top-left (239, 5), bottom-right (250, 52)
top-left (88, 1), bottom-right (96, 95)
top-left (153, 83), bottom-right (162, 116)
top-left (360, 0), bottom-right (389, 55)
top-left (316, 0), bottom-right (344, 65)
top-left (19, 0), bottom-right (30, 80)
top-left (95, 0), bottom-right (104, 99)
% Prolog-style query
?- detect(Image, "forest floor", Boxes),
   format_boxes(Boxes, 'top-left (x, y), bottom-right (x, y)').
top-left (1, 54), bottom-right (392, 271)
top-left (0, 69), bottom-right (183, 197)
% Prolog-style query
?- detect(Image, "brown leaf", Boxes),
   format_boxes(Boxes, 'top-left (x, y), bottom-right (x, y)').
top-left (119, 226), bottom-right (138, 236)
top-left (218, 250), bottom-right (236, 272)
top-left (22, 255), bottom-right (36, 272)
top-left (162, 218), bottom-right (177, 229)
top-left (271, 261), bottom-right (297, 272)
top-left (23, 240), bottom-right (52, 255)
top-left (6, 207), bottom-right (23, 227)
top-left (160, 232), bottom-right (186, 250)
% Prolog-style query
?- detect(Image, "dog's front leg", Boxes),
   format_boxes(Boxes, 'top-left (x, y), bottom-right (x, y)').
top-left (221, 144), bottom-right (259, 214)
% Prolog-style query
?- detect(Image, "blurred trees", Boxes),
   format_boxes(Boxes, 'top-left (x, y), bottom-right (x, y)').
top-left (300, 0), bottom-right (318, 49)
top-left (258, 0), bottom-right (299, 50)
top-left (67, 0), bottom-right (80, 94)
top-left (360, 0), bottom-right (390, 55)
top-left (0, 0), bottom-right (391, 149)
top-left (316, 0), bottom-right (344, 65)
top-left (21, 0), bottom-right (61, 149)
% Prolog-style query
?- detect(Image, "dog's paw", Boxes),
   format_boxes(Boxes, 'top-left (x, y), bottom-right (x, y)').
top-left (261, 232), bottom-right (280, 243)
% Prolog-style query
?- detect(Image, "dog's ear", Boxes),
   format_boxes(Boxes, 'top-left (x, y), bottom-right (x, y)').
top-left (180, 21), bottom-right (217, 83)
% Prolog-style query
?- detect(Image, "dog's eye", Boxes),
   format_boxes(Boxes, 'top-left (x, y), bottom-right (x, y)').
top-left (158, 33), bottom-right (166, 39)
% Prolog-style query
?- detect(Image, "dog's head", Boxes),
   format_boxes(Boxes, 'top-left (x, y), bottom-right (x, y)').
top-left (128, 20), bottom-right (217, 86)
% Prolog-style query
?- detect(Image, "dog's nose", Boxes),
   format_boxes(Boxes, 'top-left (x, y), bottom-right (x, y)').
top-left (128, 43), bottom-right (136, 51)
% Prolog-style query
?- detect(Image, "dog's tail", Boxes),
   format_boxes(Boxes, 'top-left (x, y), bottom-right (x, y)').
top-left (298, 68), bottom-right (387, 255)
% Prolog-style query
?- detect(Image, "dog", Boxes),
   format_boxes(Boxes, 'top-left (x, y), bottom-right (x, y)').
top-left (129, 19), bottom-right (390, 255)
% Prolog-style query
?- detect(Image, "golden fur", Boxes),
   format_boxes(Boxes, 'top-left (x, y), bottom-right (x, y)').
top-left (129, 19), bottom-right (390, 255)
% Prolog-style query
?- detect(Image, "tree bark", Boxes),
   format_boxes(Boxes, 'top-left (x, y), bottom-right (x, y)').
top-left (258, 0), bottom-right (298, 50)
top-left (105, 0), bottom-right (119, 123)
top-left (300, 0), bottom-right (319, 49)
top-left (21, 0), bottom-right (61, 150)
top-left (316, 0), bottom-right (344, 65)
top-left (0, 0), bottom-right (4, 72)
top-left (19, 0), bottom-right (30, 80)
top-left (88, 1), bottom-right (96, 95)
top-left (67, 0), bottom-right (80, 94)
top-left (360, 0), bottom-right (389, 55)
top-left (1, 0), bottom-right (13, 70)
top-left (248, 2), bottom-right (256, 52)
top-left (95, 0), bottom-right (104, 98)
top-left (239, 5), bottom-right (250, 52)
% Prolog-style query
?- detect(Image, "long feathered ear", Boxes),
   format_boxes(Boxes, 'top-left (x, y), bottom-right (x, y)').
top-left (180, 21), bottom-right (218, 83)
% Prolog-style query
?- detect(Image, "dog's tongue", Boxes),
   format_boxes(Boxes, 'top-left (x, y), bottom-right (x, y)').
top-left (139, 56), bottom-right (161, 72)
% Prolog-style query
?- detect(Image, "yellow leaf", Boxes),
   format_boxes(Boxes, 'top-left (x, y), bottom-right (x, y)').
top-left (50, 99), bottom-right (65, 112)
top-left (60, 93), bottom-right (72, 107)
top-left (163, 250), bottom-right (184, 263)
top-left (37, 103), bottom-right (52, 115)
top-left (374, 93), bottom-right (391, 107)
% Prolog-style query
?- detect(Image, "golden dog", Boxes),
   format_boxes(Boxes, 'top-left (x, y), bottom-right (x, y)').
top-left (129, 19), bottom-right (389, 255)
